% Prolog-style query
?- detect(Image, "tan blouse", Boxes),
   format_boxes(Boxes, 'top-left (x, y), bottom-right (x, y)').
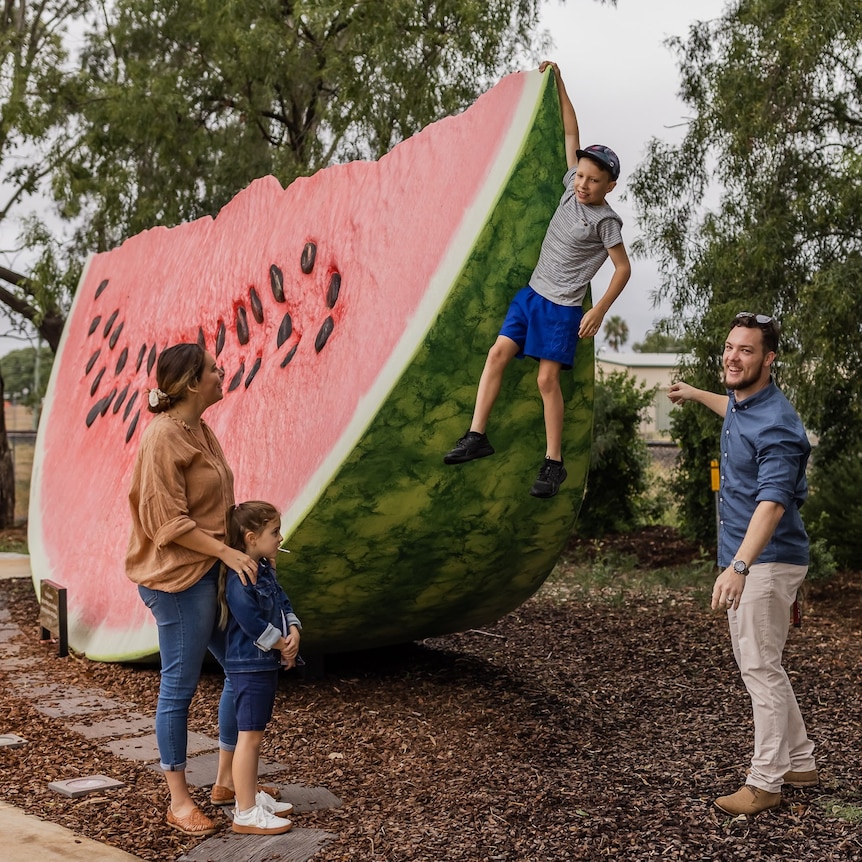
top-left (126, 413), bottom-right (235, 591)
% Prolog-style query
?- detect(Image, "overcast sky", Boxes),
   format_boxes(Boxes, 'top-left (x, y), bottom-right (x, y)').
top-left (541, 0), bottom-right (728, 349)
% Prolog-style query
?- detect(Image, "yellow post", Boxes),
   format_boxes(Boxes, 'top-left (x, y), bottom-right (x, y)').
top-left (711, 458), bottom-right (720, 548)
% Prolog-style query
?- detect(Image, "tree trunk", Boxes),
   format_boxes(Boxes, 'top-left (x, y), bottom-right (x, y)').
top-left (0, 371), bottom-right (17, 528)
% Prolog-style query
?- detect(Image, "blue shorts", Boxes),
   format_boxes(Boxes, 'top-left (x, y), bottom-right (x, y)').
top-left (499, 286), bottom-right (582, 370)
top-left (231, 669), bottom-right (279, 732)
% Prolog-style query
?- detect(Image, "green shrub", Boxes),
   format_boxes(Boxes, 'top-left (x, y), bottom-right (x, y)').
top-left (575, 369), bottom-right (657, 537)
top-left (805, 449), bottom-right (862, 572)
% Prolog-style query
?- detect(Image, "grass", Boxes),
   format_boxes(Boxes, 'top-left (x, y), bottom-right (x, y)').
top-left (540, 546), bottom-right (716, 608)
top-left (815, 796), bottom-right (862, 824)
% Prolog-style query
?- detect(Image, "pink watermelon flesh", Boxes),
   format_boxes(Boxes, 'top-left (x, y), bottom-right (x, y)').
top-left (30, 70), bottom-right (580, 660)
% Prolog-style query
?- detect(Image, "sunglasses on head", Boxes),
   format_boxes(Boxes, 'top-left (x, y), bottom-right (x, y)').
top-left (735, 311), bottom-right (773, 325)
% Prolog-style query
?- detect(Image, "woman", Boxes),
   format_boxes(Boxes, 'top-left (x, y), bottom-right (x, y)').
top-left (126, 343), bottom-right (276, 835)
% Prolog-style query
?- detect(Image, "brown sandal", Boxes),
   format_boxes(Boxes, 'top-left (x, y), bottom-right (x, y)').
top-left (210, 782), bottom-right (280, 805)
top-left (166, 805), bottom-right (218, 836)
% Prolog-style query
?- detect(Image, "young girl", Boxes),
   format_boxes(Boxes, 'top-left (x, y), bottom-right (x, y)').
top-left (220, 501), bottom-right (302, 835)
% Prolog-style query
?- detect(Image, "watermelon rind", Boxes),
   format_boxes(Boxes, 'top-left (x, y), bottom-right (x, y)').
top-left (28, 69), bottom-right (593, 660)
top-left (278, 71), bottom-right (594, 653)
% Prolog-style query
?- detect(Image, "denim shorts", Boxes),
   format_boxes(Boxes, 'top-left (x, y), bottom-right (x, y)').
top-left (232, 669), bottom-right (279, 732)
top-left (499, 285), bottom-right (583, 369)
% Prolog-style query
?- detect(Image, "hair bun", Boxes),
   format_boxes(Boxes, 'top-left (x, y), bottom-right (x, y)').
top-left (147, 388), bottom-right (170, 411)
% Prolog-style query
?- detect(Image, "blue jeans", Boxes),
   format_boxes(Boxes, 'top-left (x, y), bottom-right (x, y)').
top-left (138, 563), bottom-right (238, 771)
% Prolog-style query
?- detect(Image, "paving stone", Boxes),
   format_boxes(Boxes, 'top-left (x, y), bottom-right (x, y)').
top-left (36, 694), bottom-right (124, 718)
top-left (0, 733), bottom-right (27, 748)
top-left (0, 654), bottom-right (31, 670)
top-left (0, 624), bottom-right (20, 643)
top-left (105, 730), bottom-right (218, 761)
top-left (48, 775), bottom-right (126, 798)
top-left (276, 783), bottom-right (343, 814)
top-left (155, 751), bottom-right (284, 786)
top-left (6, 671), bottom-right (50, 688)
top-left (17, 683), bottom-right (86, 699)
top-left (69, 713), bottom-right (153, 739)
top-left (178, 827), bottom-right (336, 862)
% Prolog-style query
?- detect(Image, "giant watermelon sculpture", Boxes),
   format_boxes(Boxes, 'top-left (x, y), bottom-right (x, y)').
top-left (29, 68), bottom-right (594, 661)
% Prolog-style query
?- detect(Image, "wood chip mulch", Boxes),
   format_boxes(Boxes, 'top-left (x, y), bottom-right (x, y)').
top-left (1, 530), bottom-right (860, 861)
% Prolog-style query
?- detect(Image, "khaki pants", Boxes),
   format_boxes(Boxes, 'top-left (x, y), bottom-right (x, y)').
top-left (727, 562), bottom-right (816, 793)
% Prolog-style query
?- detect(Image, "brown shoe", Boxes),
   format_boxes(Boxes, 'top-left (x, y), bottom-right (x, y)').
top-left (784, 769), bottom-right (819, 788)
top-left (166, 805), bottom-right (218, 836)
top-left (210, 783), bottom-right (281, 805)
top-left (715, 785), bottom-right (781, 816)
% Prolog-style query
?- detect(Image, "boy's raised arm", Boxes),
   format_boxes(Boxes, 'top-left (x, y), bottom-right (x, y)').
top-left (540, 61), bottom-right (580, 167)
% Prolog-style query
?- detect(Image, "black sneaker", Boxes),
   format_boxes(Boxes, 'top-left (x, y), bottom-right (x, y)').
top-left (443, 431), bottom-right (495, 464)
top-left (530, 458), bottom-right (567, 498)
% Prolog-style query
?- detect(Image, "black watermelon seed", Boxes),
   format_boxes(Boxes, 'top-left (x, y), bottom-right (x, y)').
top-left (147, 344), bottom-right (157, 373)
top-left (86, 349), bottom-right (101, 374)
top-left (108, 320), bottom-right (124, 349)
top-left (197, 328), bottom-right (206, 350)
top-left (270, 264), bottom-right (285, 302)
top-left (102, 309), bottom-right (119, 338)
top-left (114, 383), bottom-right (130, 413)
top-left (249, 287), bottom-right (264, 323)
top-left (115, 347), bottom-right (128, 375)
top-left (124, 389), bottom-right (139, 421)
top-left (88, 316), bottom-right (102, 336)
top-left (215, 321), bottom-right (226, 357)
top-left (135, 344), bottom-right (147, 372)
top-left (244, 357), bottom-right (261, 388)
top-left (95, 279), bottom-right (109, 299)
top-left (86, 400), bottom-right (105, 428)
top-left (280, 344), bottom-right (298, 368)
top-left (276, 313), bottom-right (293, 347)
top-left (236, 306), bottom-right (249, 345)
top-left (314, 316), bottom-right (334, 353)
top-left (126, 410), bottom-right (140, 443)
top-left (301, 242), bottom-right (317, 274)
top-left (101, 389), bottom-right (116, 415)
top-left (228, 362), bottom-right (245, 392)
top-left (326, 272), bottom-right (341, 308)
top-left (90, 367), bottom-right (105, 397)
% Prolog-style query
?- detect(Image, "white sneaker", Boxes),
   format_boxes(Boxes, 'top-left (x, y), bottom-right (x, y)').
top-left (256, 789), bottom-right (294, 816)
top-left (231, 804), bottom-right (293, 835)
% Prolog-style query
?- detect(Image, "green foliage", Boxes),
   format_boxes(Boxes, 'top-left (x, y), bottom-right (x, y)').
top-left (632, 328), bottom-right (685, 354)
top-left (56, 0), bottom-right (553, 260)
top-left (0, 345), bottom-right (54, 405)
top-left (629, 0), bottom-right (862, 536)
top-left (602, 314), bottom-right (629, 351)
top-left (576, 369), bottom-right (657, 537)
top-left (0, 1), bottom-right (91, 343)
top-left (804, 449), bottom-right (862, 572)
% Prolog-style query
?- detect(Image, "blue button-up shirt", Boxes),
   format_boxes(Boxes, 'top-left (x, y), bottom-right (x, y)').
top-left (717, 381), bottom-right (810, 568)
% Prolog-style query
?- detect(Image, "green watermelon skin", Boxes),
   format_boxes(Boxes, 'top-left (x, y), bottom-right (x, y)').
top-left (29, 69), bottom-right (593, 660)
top-left (280, 75), bottom-right (594, 653)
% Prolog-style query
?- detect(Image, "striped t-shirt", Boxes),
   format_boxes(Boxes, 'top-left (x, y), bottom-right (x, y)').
top-left (529, 166), bottom-right (624, 307)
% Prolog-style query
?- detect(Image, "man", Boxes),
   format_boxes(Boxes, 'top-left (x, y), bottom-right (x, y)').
top-left (668, 312), bottom-right (817, 816)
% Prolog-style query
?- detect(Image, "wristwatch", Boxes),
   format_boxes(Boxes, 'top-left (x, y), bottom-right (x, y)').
top-left (731, 559), bottom-right (750, 576)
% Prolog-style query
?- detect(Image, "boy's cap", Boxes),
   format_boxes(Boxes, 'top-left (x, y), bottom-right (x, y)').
top-left (576, 144), bottom-right (620, 180)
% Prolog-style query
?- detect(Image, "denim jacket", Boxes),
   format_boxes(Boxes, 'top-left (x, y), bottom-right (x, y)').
top-left (223, 558), bottom-right (301, 674)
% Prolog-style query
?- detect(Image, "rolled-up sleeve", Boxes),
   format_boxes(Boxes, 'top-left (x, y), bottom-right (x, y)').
top-left (755, 424), bottom-right (808, 509)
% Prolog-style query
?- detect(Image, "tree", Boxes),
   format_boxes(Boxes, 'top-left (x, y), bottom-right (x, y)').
top-left (0, 1), bottom-right (91, 350)
top-left (632, 328), bottom-right (685, 353)
top-left (628, 0), bottom-right (862, 537)
top-left (0, 344), bottom-right (53, 405)
top-left (52, 1), bottom-right (610, 262)
top-left (602, 314), bottom-right (628, 351)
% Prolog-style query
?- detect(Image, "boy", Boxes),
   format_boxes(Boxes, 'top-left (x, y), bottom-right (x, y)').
top-left (444, 61), bottom-right (631, 498)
